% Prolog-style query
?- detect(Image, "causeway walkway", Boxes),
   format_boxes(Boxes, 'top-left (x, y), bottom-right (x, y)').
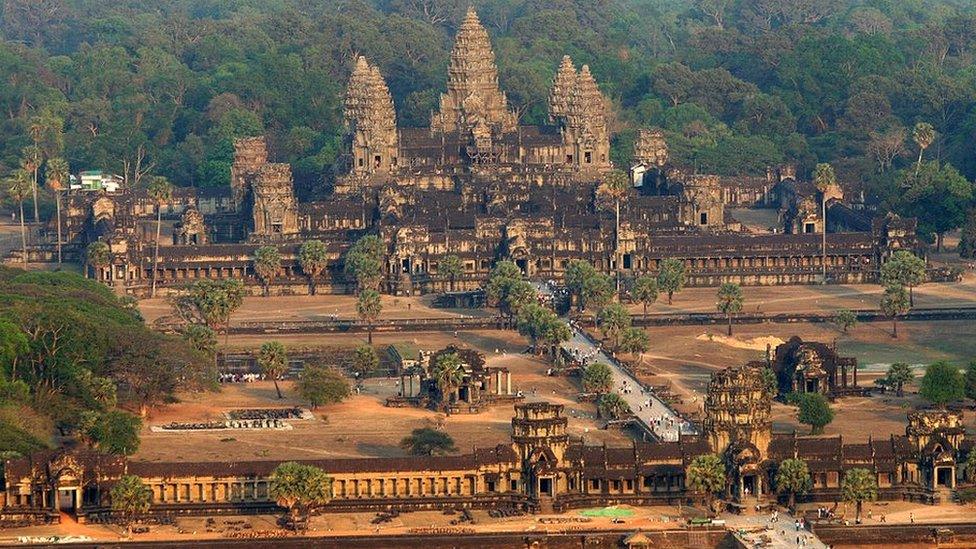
top-left (561, 326), bottom-right (694, 441)
top-left (725, 511), bottom-right (828, 548)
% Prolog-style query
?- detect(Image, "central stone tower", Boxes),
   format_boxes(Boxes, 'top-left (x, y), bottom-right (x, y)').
top-left (430, 7), bottom-right (517, 134)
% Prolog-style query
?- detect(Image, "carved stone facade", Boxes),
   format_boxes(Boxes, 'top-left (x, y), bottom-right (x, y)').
top-left (430, 8), bottom-right (518, 135)
top-left (5, 370), bottom-right (969, 523)
top-left (251, 163), bottom-right (299, 239)
top-left (6, 9), bottom-right (923, 297)
top-left (770, 337), bottom-right (861, 398)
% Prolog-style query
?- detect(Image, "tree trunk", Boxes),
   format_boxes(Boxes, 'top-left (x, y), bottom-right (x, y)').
top-left (668, 292), bottom-right (673, 305)
top-left (788, 492), bottom-right (795, 512)
top-left (937, 232), bottom-right (944, 252)
top-left (856, 501), bottom-right (862, 523)
top-left (643, 302), bottom-right (648, 321)
top-left (614, 199), bottom-right (621, 294)
top-left (18, 201), bottom-right (27, 267)
top-left (367, 323), bottom-right (373, 344)
top-left (31, 167), bottom-right (39, 223)
top-left (727, 313), bottom-right (733, 336)
top-left (55, 192), bottom-right (62, 266)
top-left (909, 285), bottom-right (914, 307)
top-left (892, 316), bottom-right (898, 338)
top-left (821, 196), bottom-right (827, 283)
top-left (151, 208), bottom-right (162, 297)
top-left (896, 383), bottom-right (903, 397)
top-left (915, 149), bottom-right (923, 176)
top-left (273, 379), bottom-right (282, 399)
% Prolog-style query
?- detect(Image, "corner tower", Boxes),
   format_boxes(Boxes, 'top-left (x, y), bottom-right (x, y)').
top-left (430, 7), bottom-right (517, 134)
top-left (548, 55), bottom-right (576, 123)
top-left (344, 56), bottom-right (399, 178)
top-left (563, 65), bottom-right (611, 173)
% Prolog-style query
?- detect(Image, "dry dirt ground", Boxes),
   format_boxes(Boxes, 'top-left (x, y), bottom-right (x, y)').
top-left (614, 319), bottom-right (976, 441)
top-left (135, 330), bottom-right (630, 463)
top-left (623, 274), bottom-right (976, 317)
top-left (138, 292), bottom-right (490, 325)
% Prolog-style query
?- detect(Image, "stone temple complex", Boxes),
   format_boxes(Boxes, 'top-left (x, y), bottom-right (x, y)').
top-left (3, 364), bottom-right (970, 523)
top-left (4, 7), bottom-right (920, 295)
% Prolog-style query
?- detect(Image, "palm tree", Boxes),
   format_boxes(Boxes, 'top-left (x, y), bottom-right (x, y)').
top-left (45, 157), bottom-right (69, 266)
top-left (596, 170), bottom-right (630, 292)
top-left (146, 176), bottom-right (174, 298)
top-left (597, 393), bottom-right (630, 420)
top-left (437, 254), bottom-right (463, 292)
top-left (813, 163), bottom-right (836, 283)
top-left (430, 352), bottom-right (464, 409)
top-left (912, 122), bottom-right (935, 176)
top-left (716, 282), bottom-right (744, 336)
top-left (775, 458), bottom-right (811, 511)
top-left (258, 341), bottom-right (288, 399)
top-left (86, 241), bottom-right (111, 281)
top-left (298, 239), bottom-right (329, 295)
top-left (5, 169), bottom-right (32, 266)
top-left (20, 144), bottom-right (42, 223)
top-left (253, 245), bottom-right (281, 297)
top-left (356, 289), bottom-right (382, 344)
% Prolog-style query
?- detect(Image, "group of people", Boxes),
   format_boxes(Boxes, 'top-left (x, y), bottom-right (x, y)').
top-left (219, 372), bottom-right (264, 383)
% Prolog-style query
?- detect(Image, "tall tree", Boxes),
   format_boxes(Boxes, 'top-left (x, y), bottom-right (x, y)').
top-left (620, 327), bottom-right (650, 360)
top-left (597, 392), bottom-right (630, 419)
top-left (110, 475), bottom-right (151, 534)
top-left (430, 351), bottom-right (464, 408)
top-left (437, 254), bottom-right (463, 292)
top-left (356, 289), bottom-right (382, 344)
top-left (582, 363), bottom-right (613, 394)
top-left (797, 393), bottom-right (834, 435)
top-left (687, 454), bottom-right (726, 515)
top-left (146, 176), bottom-right (173, 297)
top-left (919, 361), bottom-right (964, 407)
top-left (912, 122), bottom-right (935, 176)
top-left (19, 145), bottom-right (42, 224)
top-left (716, 282), bottom-right (744, 336)
top-left (775, 458), bottom-right (811, 511)
top-left (657, 259), bottom-right (686, 305)
top-left (269, 462), bottom-right (332, 530)
top-left (86, 241), bottom-right (111, 281)
top-left (400, 427), bottom-right (457, 456)
top-left (565, 260), bottom-right (597, 312)
top-left (258, 341), bottom-right (288, 399)
top-left (85, 410), bottom-right (141, 455)
top-left (344, 235), bottom-right (384, 292)
top-left (253, 245), bottom-right (281, 297)
top-left (597, 302), bottom-right (631, 349)
top-left (296, 364), bottom-right (349, 410)
top-left (813, 163), bottom-right (836, 282)
top-left (880, 251), bottom-right (926, 307)
top-left (4, 169), bottom-right (32, 267)
top-left (298, 240), bottom-right (329, 295)
top-left (351, 344), bottom-right (378, 379)
top-left (596, 169), bottom-right (630, 291)
top-left (582, 272), bottom-right (614, 312)
top-left (880, 284), bottom-right (910, 338)
top-left (884, 362), bottom-right (914, 397)
top-left (834, 309), bottom-right (857, 333)
top-left (44, 157), bottom-right (70, 266)
top-left (841, 468), bottom-right (878, 524)
top-left (177, 279), bottom-right (246, 344)
top-left (631, 275), bottom-right (659, 320)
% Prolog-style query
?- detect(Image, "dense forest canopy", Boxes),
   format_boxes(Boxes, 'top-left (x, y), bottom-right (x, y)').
top-left (2, 0), bottom-right (976, 240)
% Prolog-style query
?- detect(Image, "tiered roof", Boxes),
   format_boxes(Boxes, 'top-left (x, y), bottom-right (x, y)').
top-left (548, 55), bottom-right (577, 123)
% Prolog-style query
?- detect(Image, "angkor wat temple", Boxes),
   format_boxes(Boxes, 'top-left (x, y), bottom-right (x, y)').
top-left (2, 365), bottom-right (969, 523)
top-left (5, 7), bottom-right (919, 295)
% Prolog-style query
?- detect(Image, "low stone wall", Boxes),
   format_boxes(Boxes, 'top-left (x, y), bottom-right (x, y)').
top-left (813, 522), bottom-right (976, 547)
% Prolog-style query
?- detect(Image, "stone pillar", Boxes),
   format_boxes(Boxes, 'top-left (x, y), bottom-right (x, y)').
top-left (506, 372), bottom-right (512, 395)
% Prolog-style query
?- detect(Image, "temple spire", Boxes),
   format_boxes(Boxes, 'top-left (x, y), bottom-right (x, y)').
top-left (344, 56), bottom-right (398, 177)
top-left (548, 55), bottom-right (577, 123)
top-left (431, 7), bottom-right (516, 133)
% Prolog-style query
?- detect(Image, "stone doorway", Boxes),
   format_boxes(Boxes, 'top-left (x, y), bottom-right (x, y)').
top-left (538, 477), bottom-right (553, 497)
top-left (57, 487), bottom-right (80, 513)
top-left (742, 474), bottom-right (758, 498)
top-left (515, 259), bottom-right (528, 275)
top-left (936, 466), bottom-right (955, 488)
top-left (805, 378), bottom-right (820, 393)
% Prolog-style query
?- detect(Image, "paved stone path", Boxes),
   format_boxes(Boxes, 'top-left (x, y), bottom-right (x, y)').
top-left (725, 512), bottom-right (828, 548)
top-left (561, 324), bottom-right (695, 441)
